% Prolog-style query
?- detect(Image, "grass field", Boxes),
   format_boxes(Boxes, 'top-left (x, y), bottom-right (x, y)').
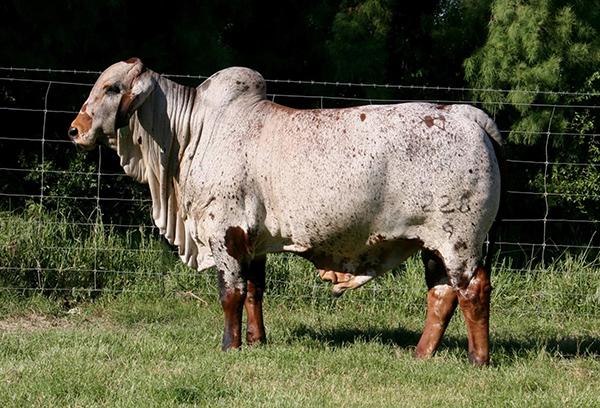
top-left (1, 255), bottom-right (599, 407)
top-left (1, 209), bottom-right (599, 406)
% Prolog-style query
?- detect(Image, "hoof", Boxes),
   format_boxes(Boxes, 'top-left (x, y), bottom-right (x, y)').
top-left (468, 352), bottom-right (490, 366)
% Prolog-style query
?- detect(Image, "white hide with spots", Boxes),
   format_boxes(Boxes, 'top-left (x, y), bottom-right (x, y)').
top-left (76, 61), bottom-right (502, 291)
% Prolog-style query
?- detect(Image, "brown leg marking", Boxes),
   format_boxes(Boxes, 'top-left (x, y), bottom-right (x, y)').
top-left (245, 256), bottom-right (267, 346)
top-left (415, 250), bottom-right (458, 359)
top-left (218, 272), bottom-right (245, 351)
top-left (457, 266), bottom-right (491, 366)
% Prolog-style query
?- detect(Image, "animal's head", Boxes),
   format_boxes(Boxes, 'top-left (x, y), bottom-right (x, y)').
top-left (68, 58), bottom-right (155, 150)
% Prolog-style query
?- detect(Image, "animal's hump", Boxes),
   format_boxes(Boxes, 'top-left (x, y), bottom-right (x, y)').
top-left (198, 67), bottom-right (267, 105)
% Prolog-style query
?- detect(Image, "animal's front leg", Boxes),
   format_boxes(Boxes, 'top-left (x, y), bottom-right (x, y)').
top-left (217, 269), bottom-right (246, 351)
top-left (245, 256), bottom-right (266, 345)
top-left (210, 235), bottom-right (248, 351)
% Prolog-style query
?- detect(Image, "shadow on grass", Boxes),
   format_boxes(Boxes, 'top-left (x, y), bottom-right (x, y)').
top-left (292, 324), bottom-right (423, 350)
top-left (492, 334), bottom-right (600, 359)
top-left (291, 324), bottom-right (600, 361)
top-left (159, 374), bottom-right (239, 404)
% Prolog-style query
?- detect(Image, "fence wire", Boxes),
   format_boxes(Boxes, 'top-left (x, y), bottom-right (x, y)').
top-left (0, 67), bottom-right (599, 312)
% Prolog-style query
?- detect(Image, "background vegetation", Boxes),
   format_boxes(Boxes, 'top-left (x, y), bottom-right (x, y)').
top-left (0, 1), bottom-right (598, 285)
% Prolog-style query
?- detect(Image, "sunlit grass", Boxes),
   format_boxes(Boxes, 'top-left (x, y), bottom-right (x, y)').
top-left (0, 290), bottom-right (599, 407)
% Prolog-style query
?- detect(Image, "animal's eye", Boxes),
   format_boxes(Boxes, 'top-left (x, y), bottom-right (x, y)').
top-left (105, 85), bottom-right (120, 95)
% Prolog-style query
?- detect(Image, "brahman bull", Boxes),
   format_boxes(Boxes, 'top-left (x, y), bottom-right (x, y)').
top-left (69, 58), bottom-right (503, 365)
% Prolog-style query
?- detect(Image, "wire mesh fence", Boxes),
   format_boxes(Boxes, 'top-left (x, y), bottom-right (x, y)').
top-left (0, 66), bottom-right (599, 310)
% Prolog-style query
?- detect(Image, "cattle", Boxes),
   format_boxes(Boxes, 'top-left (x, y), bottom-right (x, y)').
top-left (69, 58), bottom-right (503, 365)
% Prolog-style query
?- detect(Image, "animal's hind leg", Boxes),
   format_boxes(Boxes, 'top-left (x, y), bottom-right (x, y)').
top-left (244, 256), bottom-right (267, 345)
top-left (456, 266), bottom-right (491, 366)
top-left (415, 249), bottom-right (458, 359)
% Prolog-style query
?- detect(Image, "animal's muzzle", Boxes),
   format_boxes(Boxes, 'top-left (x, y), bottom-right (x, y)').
top-left (68, 122), bottom-right (95, 151)
top-left (69, 109), bottom-right (92, 143)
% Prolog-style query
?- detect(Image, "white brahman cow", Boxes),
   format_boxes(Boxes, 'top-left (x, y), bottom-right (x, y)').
top-left (69, 58), bottom-right (503, 365)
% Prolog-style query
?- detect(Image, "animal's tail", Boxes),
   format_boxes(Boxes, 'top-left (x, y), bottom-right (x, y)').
top-left (454, 105), bottom-right (505, 272)
top-left (452, 104), bottom-right (504, 159)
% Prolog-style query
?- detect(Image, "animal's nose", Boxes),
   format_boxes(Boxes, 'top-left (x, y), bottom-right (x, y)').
top-left (68, 127), bottom-right (79, 139)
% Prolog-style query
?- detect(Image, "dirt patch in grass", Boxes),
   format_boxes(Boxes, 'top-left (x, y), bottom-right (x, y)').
top-left (0, 313), bottom-right (74, 333)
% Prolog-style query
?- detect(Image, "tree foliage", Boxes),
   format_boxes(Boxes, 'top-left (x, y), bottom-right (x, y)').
top-left (327, 0), bottom-right (393, 82)
top-left (463, 0), bottom-right (600, 220)
top-left (464, 0), bottom-right (600, 144)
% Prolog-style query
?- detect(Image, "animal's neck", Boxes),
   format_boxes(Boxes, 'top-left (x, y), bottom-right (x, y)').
top-left (152, 75), bottom-right (197, 154)
top-left (137, 74), bottom-right (196, 173)
top-left (117, 73), bottom-right (201, 267)
top-left (117, 73), bottom-right (197, 183)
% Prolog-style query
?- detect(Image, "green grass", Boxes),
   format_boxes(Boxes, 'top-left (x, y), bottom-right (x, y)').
top-left (0, 257), bottom-right (599, 407)
top-left (1, 208), bottom-right (599, 406)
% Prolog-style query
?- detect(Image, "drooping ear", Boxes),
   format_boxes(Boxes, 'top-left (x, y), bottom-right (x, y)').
top-left (116, 65), bottom-right (155, 129)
